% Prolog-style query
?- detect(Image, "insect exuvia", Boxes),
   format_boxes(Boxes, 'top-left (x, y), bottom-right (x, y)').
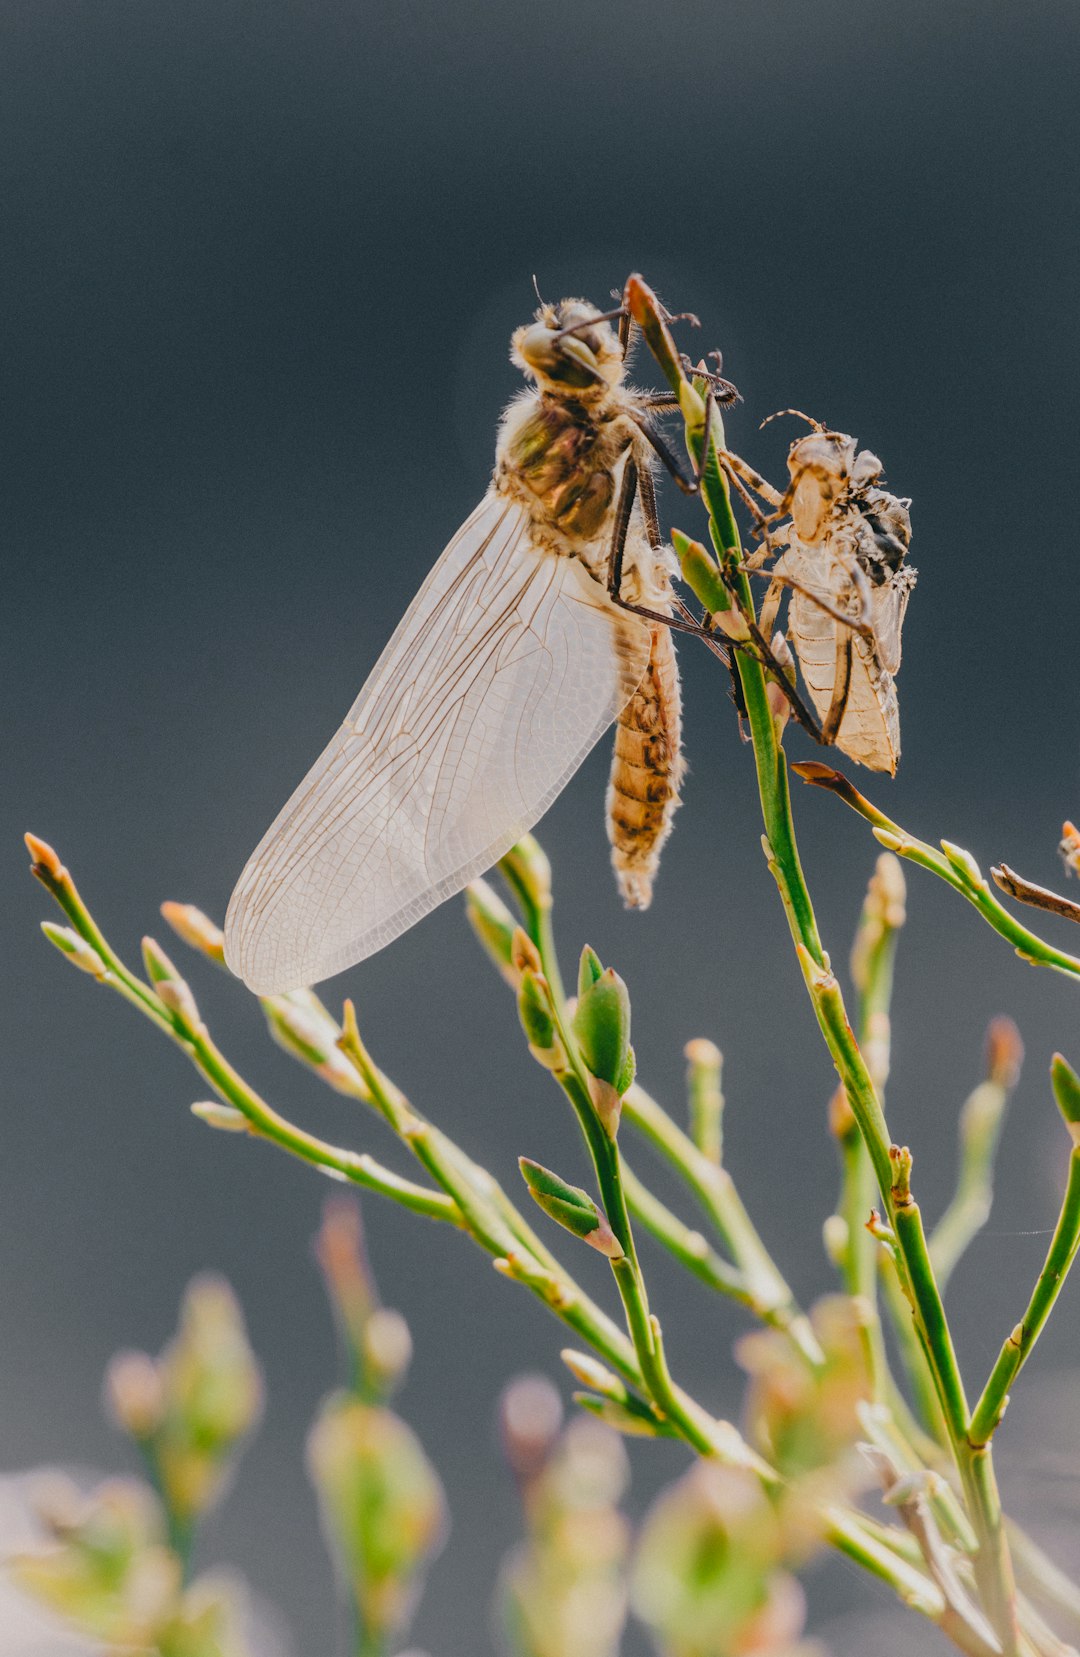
top-left (727, 417), bottom-right (917, 774)
top-left (225, 276), bottom-right (735, 994)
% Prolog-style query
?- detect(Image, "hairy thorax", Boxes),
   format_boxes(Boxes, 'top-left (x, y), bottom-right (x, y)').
top-left (494, 388), bottom-right (639, 559)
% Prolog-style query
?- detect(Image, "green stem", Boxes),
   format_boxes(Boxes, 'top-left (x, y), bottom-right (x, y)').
top-left (970, 1147), bottom-right (1080, 1447)
top-left (880, 1248), bottom-right (951, 1445)
top-left (528, 882), bottom-right (765, 1460)
top-left (619, 1160), bottom-right (757, 1307)
top-left (930, 1074), bottom-right (1013, 1289)
top-left (790, 768), bottom-right (1080, 982)
top-left (656, 327), bottom-right (1022, 1653)
top-left (621, 1084), bottom-right (823, 1364)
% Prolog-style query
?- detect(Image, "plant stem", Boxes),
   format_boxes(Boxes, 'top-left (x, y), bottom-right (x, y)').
top-left (788, 769), bottom-right (1080, 982)
top-left (508, 855), bottom-right (772, 1461)
top-left (930, 1048), bottom-right (1016, 1288)
top-left (969, 1146), bottom-right (1080, 1447)
top-left (621, 1084), bottom-right (823, 1364)
top-left (640, 291), bottom-right (1022, 1654)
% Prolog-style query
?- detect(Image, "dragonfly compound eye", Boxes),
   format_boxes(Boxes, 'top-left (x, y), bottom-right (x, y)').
top-left (513, 319), bottom-right (608, 390)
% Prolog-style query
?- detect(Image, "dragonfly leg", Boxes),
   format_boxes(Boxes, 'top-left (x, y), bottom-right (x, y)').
top-left (720, 449), bottom-right (785, 510)
top-left (758, 573), bottom-right (786, 638)
top-left (738, 563), bottom-right (876, 641)
top-left (730, 625), bottom-right (826, 745)
top-left (605, 456), bottom-right (729, 658)
top-left (821, 629), bottom-right (854, 743)
top-left (636, 463), bottom-right (663, 550)
top-left (631, 404), bottom-right (708, 494)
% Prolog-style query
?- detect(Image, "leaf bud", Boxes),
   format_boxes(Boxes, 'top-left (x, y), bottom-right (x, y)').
top-left (1051, 1052), bottom-right (1080, 1144)
top-left (499, 836), bottom-right (552, 917)
top-left (519, 1158), bottom-right (623, 1259)
top-left (464, 878), bottom-right (519, 984)
top-left (572, 968), bottom-right (634, 1134)
top-left (159, 902), bottom-right (226, 965)
top-left (191, 1100), bottom-right (249, 1132)
top-left (517, 970), bottom-right (566, 1071)
top-left (41, 922), bottom-right (107, 979)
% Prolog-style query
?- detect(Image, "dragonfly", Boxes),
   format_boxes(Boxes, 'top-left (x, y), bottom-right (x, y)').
top-left (225, 276), bottom-right (736, 994)
top-left (723, 417), bottom-right (917, 774)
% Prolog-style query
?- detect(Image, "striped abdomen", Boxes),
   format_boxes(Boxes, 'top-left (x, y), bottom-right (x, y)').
top-left (607, 624), bottom-right (685, 908)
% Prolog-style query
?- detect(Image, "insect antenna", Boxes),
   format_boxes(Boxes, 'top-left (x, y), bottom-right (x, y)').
top-left (531, 272), bottom-right (546, 307)
top-left (760, 408), bottom-right (825, 432)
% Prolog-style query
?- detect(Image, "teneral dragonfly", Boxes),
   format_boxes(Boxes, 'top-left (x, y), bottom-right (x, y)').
top-left (726, 421), bottom-right (916, 774)
top-left (225, 282), bottom-right (733, 994)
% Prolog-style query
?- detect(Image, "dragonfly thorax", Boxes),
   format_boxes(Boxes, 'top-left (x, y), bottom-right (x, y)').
top-left (498, 393), bottom-right (633, 544)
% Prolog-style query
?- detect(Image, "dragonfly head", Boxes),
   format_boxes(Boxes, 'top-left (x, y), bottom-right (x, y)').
top-left (512, 300), bottom-right (623, 395)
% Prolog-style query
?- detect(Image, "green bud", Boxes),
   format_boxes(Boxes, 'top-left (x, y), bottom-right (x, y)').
top-left (577, 944), bottom-right (604, 1001)
top-left (1052, 1053), bottom-right (1080, 1143)
top-left (517, 970), bottom-right (565, 1071)
top-left (141, 935), bottom-right (184, 987)
top-left (41, 921), bottom-right (108, 979)
top-left (574, 1392), bottom-right (673, 1438)
top-left (572, 969), bottom-right (634, 1133)
top-left (142, 938), bottom-right (203, 1030)
top-left (671, 528), bottom-right (729, 618)
top-left (519, 1159), bottom-right (623, 1259)
top-left (940, 840), bottom-right (985, 887)
top-left (511, 925), bottom-right (543, 977)
top-left (307, 1393), bottom-right (447, 1646)
top-left (499, 835), bottom-right (552, 919)
top-left (464, 878), bottom-right (519, 984)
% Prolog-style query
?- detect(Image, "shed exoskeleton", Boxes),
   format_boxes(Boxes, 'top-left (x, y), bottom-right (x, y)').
top-left (723, 416), bottom-right (916, 774)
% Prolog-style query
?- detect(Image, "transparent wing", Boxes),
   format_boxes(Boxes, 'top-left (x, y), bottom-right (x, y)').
top-left (225, 493), bottom-right (651, 993)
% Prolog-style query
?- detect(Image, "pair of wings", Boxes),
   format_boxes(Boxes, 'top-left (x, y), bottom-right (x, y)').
top-left (224, 494), bottom-right (652, 994)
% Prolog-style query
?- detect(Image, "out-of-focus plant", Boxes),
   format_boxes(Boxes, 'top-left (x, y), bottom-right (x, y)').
top-left (25, 277), bottom-right (1080, 1657)
top-left (106, 1276), bottom-right (263, 1570)
top-left (497, 1373), bottom-right (630, 1657)
top-left (632, 1464), bottom-right (819, 1657)
top-left (8, 1278), bottom-right (263, 1657)
top-left (307, 1200), bottom-right (447, 1657)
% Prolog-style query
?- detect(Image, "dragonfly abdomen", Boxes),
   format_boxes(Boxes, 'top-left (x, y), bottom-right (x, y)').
top-left (607, 624), bottom-right (685, 909)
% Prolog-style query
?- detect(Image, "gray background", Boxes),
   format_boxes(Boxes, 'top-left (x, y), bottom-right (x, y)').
top-left (5, 0), bottom-right (1080, 1649)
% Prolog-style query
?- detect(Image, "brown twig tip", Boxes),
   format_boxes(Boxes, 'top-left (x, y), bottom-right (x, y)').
top-left (25, 833), bottom-right (64, 881)
top-left (790, 760), bottom-right (845, 785)
top-left (991, 863), bottom-right (1080, 925)
top-left (789, 762), bottom-right (892, 829)
top-left (986, 1017), bottom-right (1024, 1090)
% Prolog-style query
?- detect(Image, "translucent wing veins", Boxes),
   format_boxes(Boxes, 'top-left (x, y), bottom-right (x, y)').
top-left (224, 494), bottom-right (651, 993)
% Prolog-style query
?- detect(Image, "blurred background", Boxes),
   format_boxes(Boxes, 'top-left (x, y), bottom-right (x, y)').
top-left (6, 0), bottom-right (1080, 1648)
